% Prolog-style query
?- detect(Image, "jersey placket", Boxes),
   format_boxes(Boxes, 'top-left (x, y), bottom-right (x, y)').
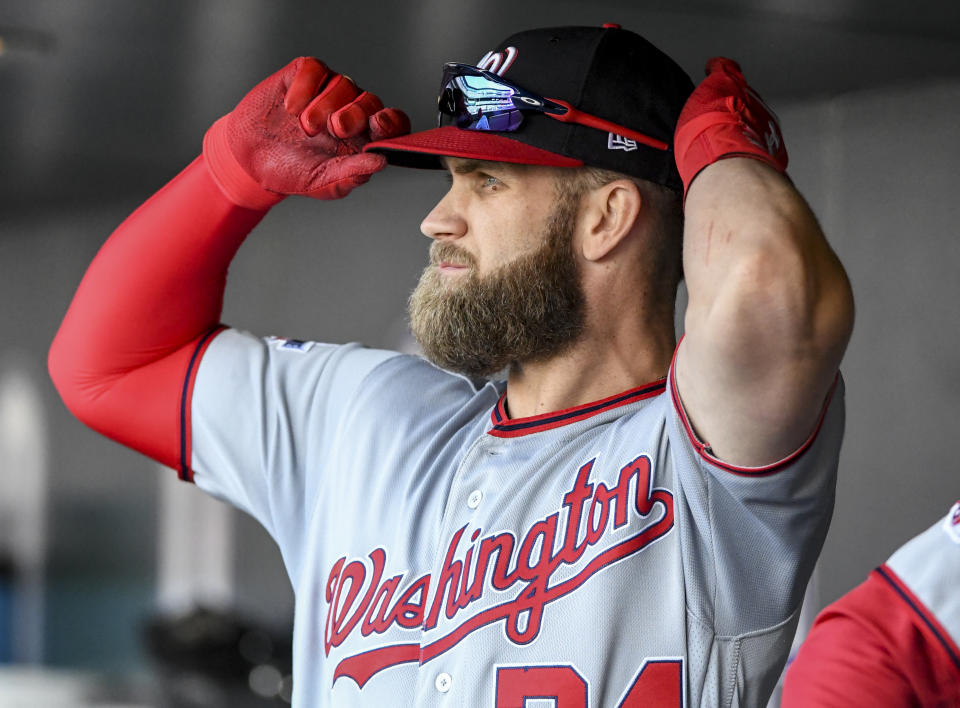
top-left (413, 429), bottom-right (512, 705)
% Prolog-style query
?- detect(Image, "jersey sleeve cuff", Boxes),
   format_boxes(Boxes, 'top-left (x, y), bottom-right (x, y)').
top-left (668, 342), bottom-right (842, 477)
top-left (178, 325), bottom-right (229, 482)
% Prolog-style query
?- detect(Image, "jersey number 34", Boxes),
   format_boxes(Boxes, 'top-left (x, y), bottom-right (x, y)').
top-left (496, 658), bottom-right (683, 707)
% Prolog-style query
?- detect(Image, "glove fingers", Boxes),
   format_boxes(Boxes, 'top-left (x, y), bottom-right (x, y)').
top-left (284, 58), bottom-right (332, 115)
top-left (304, 153), bottom-right (387, 200)
top-left (369, 107), bottom-right (411, 141)
top-left (329, 91), bottom-right (384, 139)
top-left (300, 74), bottom-right (361, 136)
top-left (220, 55), bottom-right (398, 201)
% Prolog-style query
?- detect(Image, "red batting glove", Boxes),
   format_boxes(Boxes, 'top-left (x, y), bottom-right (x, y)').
top-left (203, 57), bottom-right (411, 209)
top-left (674, 57), bottom-right (788, 199)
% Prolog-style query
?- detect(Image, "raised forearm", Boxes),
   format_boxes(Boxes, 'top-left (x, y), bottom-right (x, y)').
top-left (671, 58), bottom-right (853, 466)
top-left (683, 158), bottom-right (852, 366)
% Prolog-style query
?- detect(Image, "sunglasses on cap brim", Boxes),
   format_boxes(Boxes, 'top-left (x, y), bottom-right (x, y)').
top-left (437, 62), bottom-right (669, 151)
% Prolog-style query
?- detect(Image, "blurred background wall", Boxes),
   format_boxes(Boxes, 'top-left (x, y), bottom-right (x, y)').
top-left (0, 0), bottom-right (958, 705)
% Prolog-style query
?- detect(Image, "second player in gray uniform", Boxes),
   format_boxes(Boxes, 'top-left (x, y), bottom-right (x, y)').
top-left (783, 501), bottom-right (960, 706)
top-left (49, 24), bottom-right (854, 706)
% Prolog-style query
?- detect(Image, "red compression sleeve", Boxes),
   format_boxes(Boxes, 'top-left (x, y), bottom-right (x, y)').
top-left (49, 156), bottom-right (268, 478)
top-left (782, 567), bottom-right (960, 707)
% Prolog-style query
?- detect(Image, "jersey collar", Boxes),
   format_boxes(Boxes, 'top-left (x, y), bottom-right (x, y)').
top-left (488, 378), bottom-right (666, 438)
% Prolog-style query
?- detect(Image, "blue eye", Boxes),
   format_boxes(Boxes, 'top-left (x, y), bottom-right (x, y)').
top-left (482, 175), bottom-right (501, 189)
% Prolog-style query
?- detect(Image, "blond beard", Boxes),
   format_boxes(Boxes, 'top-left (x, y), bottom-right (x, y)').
top-left (408, 197), bottom-right (584, 378)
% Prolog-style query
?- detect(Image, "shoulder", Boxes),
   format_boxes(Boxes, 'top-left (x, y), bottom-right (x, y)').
top-left (346, 353), bottom-right (504, 436)
top-left (357, 352), bottom-right (496, 404)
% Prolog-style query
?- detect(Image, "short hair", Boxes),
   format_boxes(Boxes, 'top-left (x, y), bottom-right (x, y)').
top-left (554, 166), bottom-right (684, 306)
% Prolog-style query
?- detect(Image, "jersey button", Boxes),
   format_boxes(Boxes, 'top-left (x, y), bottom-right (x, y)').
top-left (467, 489), bottom-right (483, 509)
top-left (435, 672), bottom-right (452, 693)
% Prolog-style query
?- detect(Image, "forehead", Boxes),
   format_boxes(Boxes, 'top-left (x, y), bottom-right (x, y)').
top-left (441, 158), bottom-right (572, 197)
top-left (441, 157), bottom-right (536, 176)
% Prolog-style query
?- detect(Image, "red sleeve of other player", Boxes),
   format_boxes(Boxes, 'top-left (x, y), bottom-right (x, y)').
top-left (48, 156), bottom-right (269, 478)
top-left (782, 565), bottom-right (960, 707)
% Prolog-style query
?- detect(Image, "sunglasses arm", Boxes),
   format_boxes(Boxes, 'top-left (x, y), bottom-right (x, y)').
top-left (547, 98), bottom-right (669, 151)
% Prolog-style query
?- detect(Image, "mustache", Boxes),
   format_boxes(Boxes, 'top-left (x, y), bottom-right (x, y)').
top-left (429, 242), bottom-right (477, 268)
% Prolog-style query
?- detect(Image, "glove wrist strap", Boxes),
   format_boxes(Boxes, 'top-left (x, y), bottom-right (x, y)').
top-left (675, 109), bottom-right (787, 198)
top-left (202, 116), bottom-right (286, 211)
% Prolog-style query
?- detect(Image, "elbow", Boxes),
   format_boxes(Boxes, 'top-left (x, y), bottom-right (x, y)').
top-left (722, 242), bottom-right (854, 362)
top-left (47, 324), bottom-right (188, 471)
top-left (48, 326), bottom-right (105, 427)
top-left (812, 257), bottom-right (855, 363)
top-left (793, 246), bottom-right (854, 362)
top-left (48, 328), bottom-right (86, 422)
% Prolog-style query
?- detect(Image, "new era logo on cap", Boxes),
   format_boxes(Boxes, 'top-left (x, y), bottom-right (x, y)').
top-left (608, 134), bottom-right (638, 151)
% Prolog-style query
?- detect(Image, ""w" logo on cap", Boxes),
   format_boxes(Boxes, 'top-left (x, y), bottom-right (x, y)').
top-left (477, 46), bottom-right (518, 76)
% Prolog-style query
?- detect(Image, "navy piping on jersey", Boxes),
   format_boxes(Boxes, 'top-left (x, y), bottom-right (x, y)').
top-left (179, 325), bottom-right (226, 481)
top-left (876, 564), bottom-right (960, 672)
top-left (489, 379), bottom-right (666, 437)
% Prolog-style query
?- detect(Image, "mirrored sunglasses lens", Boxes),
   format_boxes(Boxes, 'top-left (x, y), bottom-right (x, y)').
top-left (441, 74), bottom-right (525, 132)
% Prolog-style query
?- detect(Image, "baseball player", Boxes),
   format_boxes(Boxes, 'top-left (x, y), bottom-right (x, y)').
top-left (49, 25), bottom-right (854, 706)
top-left (782, 500), bottom-right (960, 706)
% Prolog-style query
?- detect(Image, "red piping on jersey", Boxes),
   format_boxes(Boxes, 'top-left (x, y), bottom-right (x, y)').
top-left (669, 341), bottom-right (840, 477)
top-left (876, 564), bottom-right (960, 672)
top-left (488, 379), bottom-right (666, 438)
top-left (178, 325), bottom-right (227, 482)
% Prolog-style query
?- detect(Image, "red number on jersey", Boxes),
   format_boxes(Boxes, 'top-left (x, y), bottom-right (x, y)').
top-left (495, 659), bottom-right (683, 707)
top-left (496, 666), bottom-right (587, 707)
top-left (619, 659), bottom-right (683, 707)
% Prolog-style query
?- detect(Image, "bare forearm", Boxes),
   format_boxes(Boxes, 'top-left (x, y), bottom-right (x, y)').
top-left (675, 158), bottom-right (852, 465)
top-left (683, 158), bottom-right (853, 369)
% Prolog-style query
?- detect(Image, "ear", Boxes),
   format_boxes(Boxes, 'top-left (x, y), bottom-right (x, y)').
top-left (579, 179), bottom-right (642, 262)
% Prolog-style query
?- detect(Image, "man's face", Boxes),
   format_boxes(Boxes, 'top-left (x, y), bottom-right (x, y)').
top-left (408, 159), bottom-right (585, 377)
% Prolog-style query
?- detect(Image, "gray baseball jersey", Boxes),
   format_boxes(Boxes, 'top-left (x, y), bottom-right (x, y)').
top-left (884, 501), bottom-right (960, 665)
top-left (188, 328), bottom-right (844, 707)
top-left (782, 502), bottom-right (960, 706)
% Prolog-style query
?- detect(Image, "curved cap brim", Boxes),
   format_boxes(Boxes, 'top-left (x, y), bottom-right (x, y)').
top-left (363, 126), bottom-right (584, 170)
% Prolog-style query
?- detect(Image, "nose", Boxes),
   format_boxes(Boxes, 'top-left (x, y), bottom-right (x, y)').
top-left (420, 189), bottom-right (467, 241)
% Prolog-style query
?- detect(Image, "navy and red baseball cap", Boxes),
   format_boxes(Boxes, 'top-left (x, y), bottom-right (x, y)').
top-left (365, 24), bottom-right (694, 190)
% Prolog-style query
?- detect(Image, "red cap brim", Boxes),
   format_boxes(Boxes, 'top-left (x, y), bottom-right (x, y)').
top-left (364, 126), bottom-right (584, 169)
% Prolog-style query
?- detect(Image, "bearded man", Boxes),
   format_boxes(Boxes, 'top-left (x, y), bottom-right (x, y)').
top-left (50, 25), bottom-right (853, 707)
